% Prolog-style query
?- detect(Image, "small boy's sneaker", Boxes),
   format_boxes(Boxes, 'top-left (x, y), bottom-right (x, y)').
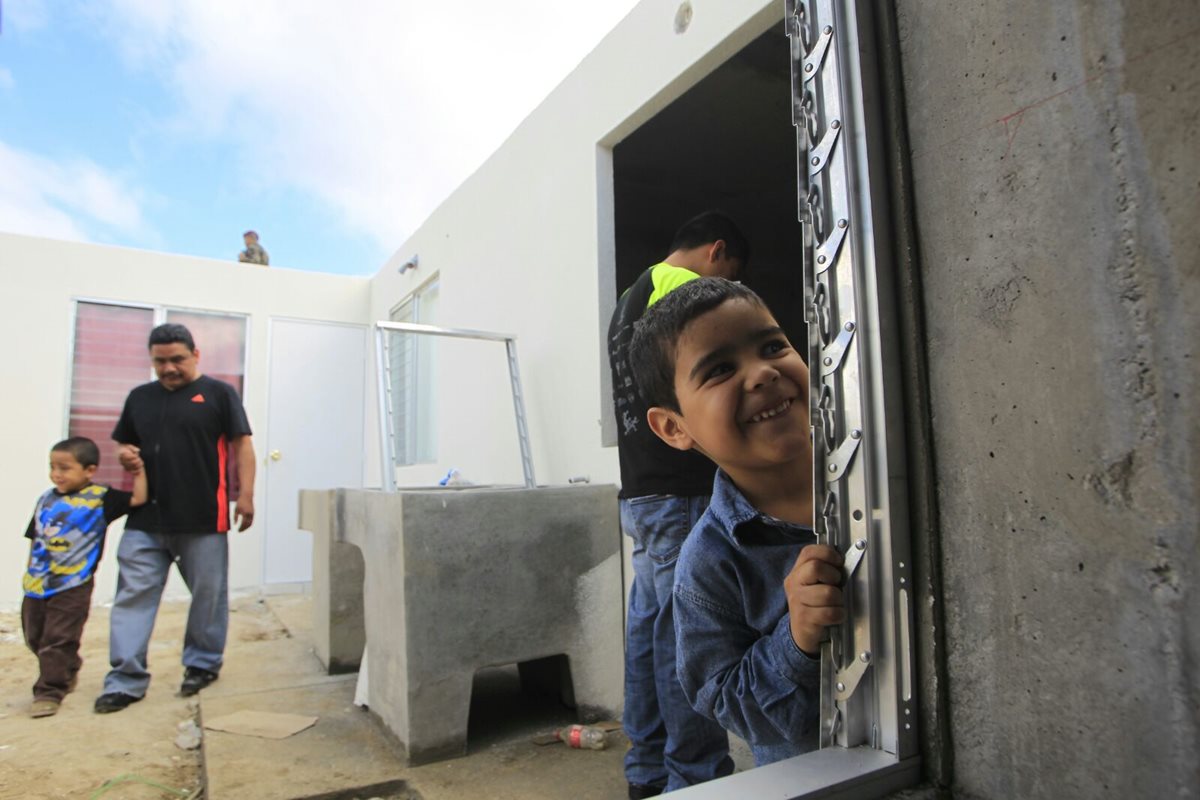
top-left (628, 783), bottom-right (665, 800)
top-left (30, 699), bottom-right (60, 718)
top-left (180, 667), bottom-right (218, 697)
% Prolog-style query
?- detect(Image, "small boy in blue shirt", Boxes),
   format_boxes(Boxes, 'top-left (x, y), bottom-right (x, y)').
top-left (22, 437), bottom-right (147, 717)
top-left (629, 278), bottom-right (845, 765)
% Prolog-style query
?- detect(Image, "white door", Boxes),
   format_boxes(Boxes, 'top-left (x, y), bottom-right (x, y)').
top-left (263, 319), bottom-right (367, 586)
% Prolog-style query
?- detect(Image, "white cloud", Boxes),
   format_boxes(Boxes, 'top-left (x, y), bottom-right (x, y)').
top-left (0, 140), bottom-right (147, 241)
top-left (89, 0), bottom-right (639, 253)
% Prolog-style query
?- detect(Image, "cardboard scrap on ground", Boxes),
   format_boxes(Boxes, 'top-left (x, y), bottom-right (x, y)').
top-left (204, 710), bottom-right (318, 739)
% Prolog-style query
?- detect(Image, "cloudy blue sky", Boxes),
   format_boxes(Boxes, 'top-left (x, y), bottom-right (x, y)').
top-left (0, 0), bottom-right (639, 274)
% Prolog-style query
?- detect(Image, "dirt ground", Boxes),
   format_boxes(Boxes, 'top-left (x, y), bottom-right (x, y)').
top-left (0, 598), bottom-right (206, 800)
top-left (1, 595), bottom-right (630, 800)
top-left (0, 593), bottom-right (304, 800)
top-left (1, 594), bottom-right (749, 799)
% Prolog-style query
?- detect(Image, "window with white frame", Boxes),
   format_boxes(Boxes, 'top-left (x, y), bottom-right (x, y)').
top-left (388, 279), bottom-right (439, 466)
top-left (67, 301), bottom-right (248, 491)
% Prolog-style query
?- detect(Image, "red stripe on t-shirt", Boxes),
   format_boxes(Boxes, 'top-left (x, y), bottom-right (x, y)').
top-left (216, 434), bottom-right (229, 532)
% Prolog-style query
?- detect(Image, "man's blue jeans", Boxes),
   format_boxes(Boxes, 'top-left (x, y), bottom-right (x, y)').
top-left (621, 495), bottom-right (733, 792)
top-left (103, 529), bottom-right (229, 697)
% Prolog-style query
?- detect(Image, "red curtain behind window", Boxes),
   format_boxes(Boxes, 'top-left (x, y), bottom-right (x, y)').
top-left (68, 303), bottom-right (155, 490)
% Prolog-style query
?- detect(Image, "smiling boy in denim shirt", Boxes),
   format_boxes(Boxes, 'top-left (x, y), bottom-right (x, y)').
top-left (629, 277), bottom-right (845, 765)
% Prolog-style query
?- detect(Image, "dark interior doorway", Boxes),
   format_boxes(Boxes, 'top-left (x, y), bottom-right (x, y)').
top-left (612, 24), bottom-right (803, 347)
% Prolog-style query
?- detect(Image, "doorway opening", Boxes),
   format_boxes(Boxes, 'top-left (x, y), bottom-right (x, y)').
top-left (612, 25), bottom-right (800, 341)
top-left (601, 23), bottom-right (801, 444)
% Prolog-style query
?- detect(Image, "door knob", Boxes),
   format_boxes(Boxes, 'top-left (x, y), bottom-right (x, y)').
top-left (270, 450), bottom-right (282, 461)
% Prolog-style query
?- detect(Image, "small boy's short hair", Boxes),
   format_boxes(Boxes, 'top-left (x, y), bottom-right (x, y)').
top-left (52, 437), bottom-right (101, 468)
top-left (148, 323), bottom-right (195, 351)
top-left (629, 277), bottom-right (765, 412)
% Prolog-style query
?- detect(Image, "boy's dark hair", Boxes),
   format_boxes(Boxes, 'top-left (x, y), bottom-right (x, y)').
top-left (669, 211), bottom-right (750, 267)
top-left (630, 277), bottom-right (765, 412)
top-left (51, 437), bottom-right (101, 468)
top-left (148, 323), bottom-right (195, 351)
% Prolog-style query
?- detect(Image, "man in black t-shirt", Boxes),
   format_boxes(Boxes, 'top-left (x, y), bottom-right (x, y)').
top-left (94, 324), bottom-right (257, 714)
top-left (608, 212), bottom-right (748, 797)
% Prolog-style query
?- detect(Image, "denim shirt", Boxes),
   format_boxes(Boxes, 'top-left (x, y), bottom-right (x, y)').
top-left (673, 469), bottom-right (820, 765)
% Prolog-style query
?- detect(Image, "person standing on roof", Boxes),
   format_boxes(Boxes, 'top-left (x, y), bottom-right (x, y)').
top-left (238, 230), bottom-right (269, 266)
top-left (607, 211), bottom-right (749, 797)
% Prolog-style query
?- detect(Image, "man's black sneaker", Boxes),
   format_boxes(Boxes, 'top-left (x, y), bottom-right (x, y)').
top-left (628, 783), bottom-right (666, 800)
top-left (94, 692), bottom-right (142, 714)
top-left (180, 667), bottom-right (219, 697)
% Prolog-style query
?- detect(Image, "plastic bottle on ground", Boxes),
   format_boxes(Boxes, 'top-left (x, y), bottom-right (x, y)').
top-left (557, 724), bottom-right (607, 750)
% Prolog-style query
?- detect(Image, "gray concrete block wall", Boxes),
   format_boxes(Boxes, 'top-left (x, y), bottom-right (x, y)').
top-left (895, 1), bottom-right (1198, 797)
top-left (305, 489), bottom-right (367, 673)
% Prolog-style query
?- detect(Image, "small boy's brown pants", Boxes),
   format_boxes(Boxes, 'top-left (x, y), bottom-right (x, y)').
top-left (22, 580), bottom-right (94, 702)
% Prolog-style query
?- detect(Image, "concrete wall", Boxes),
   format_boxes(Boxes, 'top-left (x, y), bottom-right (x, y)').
top-left (0, 232), bottom-right (370, 608)
top-left (897, 1), bottom-right (1198, 797)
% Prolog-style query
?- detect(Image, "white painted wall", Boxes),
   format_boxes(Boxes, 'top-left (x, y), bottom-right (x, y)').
top-left (369, 0), bottom-right (779, 491)
top-left (0, 232), bottom-right (370, 609)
